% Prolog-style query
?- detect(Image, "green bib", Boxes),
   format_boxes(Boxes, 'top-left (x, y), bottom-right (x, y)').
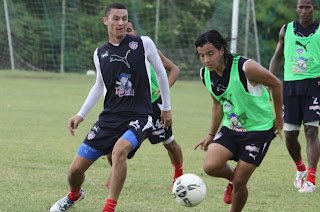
top-left (204, 56), bottom-right (274, 132)
top-left (284, 21), bottom-right (320, 81)
top-left (150, 65), bottom-right (159, 103)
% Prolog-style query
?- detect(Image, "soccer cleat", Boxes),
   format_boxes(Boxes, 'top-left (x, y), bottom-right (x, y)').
top-left (294, 170), bottom-right (307, 189)
top-left (224, 181), bottom-right (233, 204)
top-left (299, 181), bottom-right (316, 193)
top-left (170, 179), bottom-right (176, 191)
top-left (50, 189), bottom-right (85, 211)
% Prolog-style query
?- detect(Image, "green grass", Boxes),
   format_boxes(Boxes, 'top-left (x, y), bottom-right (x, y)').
top-left (0, 70), bottom-right (319, 212)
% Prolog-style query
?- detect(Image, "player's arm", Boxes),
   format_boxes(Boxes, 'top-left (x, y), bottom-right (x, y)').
top-left (157, 50), bottom-right (180, 88)
top-left (195, 94), bottom-right (223, 151)
top-left (68, 49), bottom-right (104, 135)
top-left (142, 36), bottom-right (172, 127)
top-left (269, 25), bottom-right (285, 76)
top-left (245, 60), bottom-right (284, 139)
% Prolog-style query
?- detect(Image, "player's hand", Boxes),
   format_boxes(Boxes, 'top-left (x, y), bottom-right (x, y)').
top-left (160, 110), bottom-right (172, 128)
top-left (154, 88), bottom-right (161, 98)
top-left (274, 116), bottom-right (284, 140)
top-left (68, 115), bottom-right (84, 136)
top-left (194, 135), bottom-right (214, 151)
top-left (317, 76), bottom-right (320, 86)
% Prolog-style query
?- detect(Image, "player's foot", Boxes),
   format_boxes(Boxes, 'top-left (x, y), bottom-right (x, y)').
top-left (50, 189), bottom-right (85, 211)
top-left (299, 181), bottom-right (316, 193)
top-left (170, 178), bottom-right (176, 191)
top-left (294, 170), bottom-right (307, 189)
top-left (224, 181), bottom-right (233, 204)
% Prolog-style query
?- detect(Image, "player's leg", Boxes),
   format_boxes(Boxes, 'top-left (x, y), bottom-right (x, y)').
top-left (107, 138), bottom-right (132, 199)
top-left (203, 142), bottom-right (234, 179)
top-left (283, 95), bottom-right (307, 188)
top-left (299, 94), bottom-right (320, 192)
top-left (164, 139), bottom-right (183, 169)
top-left (50, 143), bottom-right (101, 211)
top-left (105, 153), bottom-right (112, 187)
top-left (230, 160), bottom-right (256, 212)
top-left (299, 123), bottom-right (319, 192)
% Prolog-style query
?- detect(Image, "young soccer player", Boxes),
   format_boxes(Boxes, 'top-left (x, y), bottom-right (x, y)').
top-left (194, 29), bottom-right (283, 212)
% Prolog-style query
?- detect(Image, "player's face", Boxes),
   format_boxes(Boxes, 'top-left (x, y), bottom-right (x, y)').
top-left (296, 0), bottom-right (316, 22)
top-left (103, 8), bottom-right (128, 40)
top-left (197, 43), bottom-right (224, 72)
top-left (126, 22), bottom-right (136, 36)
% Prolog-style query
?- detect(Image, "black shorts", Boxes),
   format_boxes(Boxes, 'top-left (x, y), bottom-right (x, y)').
top-left (212, 126), bottom-right (276, 166)
top-left (83, 113), bottom-right (152, 159)
top-left (283, 79), bottom-right (320, 125)
top-left (146, 98), bottom-right (173, 144)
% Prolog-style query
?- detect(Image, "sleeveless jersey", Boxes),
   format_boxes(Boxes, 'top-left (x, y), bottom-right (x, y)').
top-left (97, 34), bottom-right (152, 116)
top-left (284, 21), bottom-right (320, 81)
top-left (203, 56), bottom-right (274, 132)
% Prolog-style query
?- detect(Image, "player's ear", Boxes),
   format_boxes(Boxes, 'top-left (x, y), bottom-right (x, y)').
top-left (102, 17), bottom-right (108, 26)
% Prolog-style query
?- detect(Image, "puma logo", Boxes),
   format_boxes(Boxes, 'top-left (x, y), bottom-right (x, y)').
top-left (296, 41), bottom-right (310, 52)
top-left (249, 153), bottom-right (257, 160)
top-left (110, 50), bottom-right (131, 68)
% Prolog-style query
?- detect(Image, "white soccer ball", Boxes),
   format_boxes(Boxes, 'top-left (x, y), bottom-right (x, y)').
top-left (172, 173), bottom-right (206, 207)
top-left (86, 70), bottom-right (96, 76)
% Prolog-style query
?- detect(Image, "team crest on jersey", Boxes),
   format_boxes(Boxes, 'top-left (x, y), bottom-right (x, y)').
top-left (296, 48), bottom-right (303, 55)
top-left (87, 131), bottom-right (96, 140)
top-left (115, 73), bottom-right (135, 97)
top-left (129, 41), bottom-right (138, 50)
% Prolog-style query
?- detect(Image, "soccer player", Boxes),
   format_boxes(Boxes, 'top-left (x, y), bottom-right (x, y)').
top-left (49, 3), bottom-right (172, 212)
top-left (194, 29), bottom-right (283, 212)
top-left (269, 0), bottom-right (320, 193)
top-left (105, 20), bottom-right (183, 189)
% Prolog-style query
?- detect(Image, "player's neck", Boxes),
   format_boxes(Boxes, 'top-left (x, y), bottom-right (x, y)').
top-left (299, 19), bottom-right (314, 28)
top-left (109, 34), bottom-right (126, 45)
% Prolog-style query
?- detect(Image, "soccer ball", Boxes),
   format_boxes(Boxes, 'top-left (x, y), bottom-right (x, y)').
top-left (172, 173), bottom-right (206, 207)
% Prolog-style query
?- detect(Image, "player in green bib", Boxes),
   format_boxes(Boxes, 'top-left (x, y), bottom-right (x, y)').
top-left (269, 0), bottom-right (320, 193)
top-left (194, 29), bottom-right (283, 212)
top-left (105, 20), bottom-right (183, 190)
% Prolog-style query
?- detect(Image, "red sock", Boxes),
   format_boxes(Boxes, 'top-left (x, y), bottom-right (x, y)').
top-left (306, 168), bottom-right (317, 185)
top-left (102, 199), bottom-right (117, 212)
top-left (68, 188), bottom-right (81, 201)
top-left (294, 158), bottom-right (306, 172)
top-left (173, 162), bottom-right (183, 179)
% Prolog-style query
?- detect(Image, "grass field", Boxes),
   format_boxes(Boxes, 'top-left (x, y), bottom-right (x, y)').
top-left (0, 70), bottom-right (319, 212)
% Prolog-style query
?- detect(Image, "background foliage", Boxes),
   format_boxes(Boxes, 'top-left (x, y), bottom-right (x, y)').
top-left (1, 0), bottom-right (320, 79)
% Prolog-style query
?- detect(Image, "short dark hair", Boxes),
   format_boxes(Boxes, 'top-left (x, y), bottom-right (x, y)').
top-left (128, 19), bottom-right (135, 29)
top-left (105, 2), bottom-right (127, 17)
top-left (296, 0), bottom-right (316, 5)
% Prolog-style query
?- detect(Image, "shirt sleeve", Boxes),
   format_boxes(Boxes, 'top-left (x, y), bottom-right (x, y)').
top-left (142, 36), bottom-right (171, 111)
top-left (77, 48), bottom-right (105, 118)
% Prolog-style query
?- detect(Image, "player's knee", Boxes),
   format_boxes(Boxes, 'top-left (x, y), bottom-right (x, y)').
top-left (68, 165), bottom-right (84, 179)
top-left (203, 161), bottom-right (220, 177)
top-left (285, 131), bottom-right (299, 141)
top-left (305, 126), bottom-right (318, 141)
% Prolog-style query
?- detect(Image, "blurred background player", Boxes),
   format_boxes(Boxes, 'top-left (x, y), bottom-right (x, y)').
top-left (269, 0), bottom-right (320, 193)
top-left (194, 29), bottom-right (283, 212)
top-left (49, 3), bottom-right (172, 212)
top-left (105, 20), bottom-right (183, 190)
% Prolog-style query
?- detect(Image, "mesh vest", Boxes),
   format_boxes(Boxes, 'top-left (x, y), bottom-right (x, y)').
top-left (284, 21), bottom-right (320, 81)
top-left (204, 56), bottom-right (274, 132)
top-left (150, 65), bottom-right (160, 103)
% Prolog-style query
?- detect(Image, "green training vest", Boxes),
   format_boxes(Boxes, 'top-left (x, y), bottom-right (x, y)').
top-left (284, 21), bottom-right (320, 81)
top-left (150, 65), bottom-right (160, 103)
top-left (204, 56), bottom-right (274, 132)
